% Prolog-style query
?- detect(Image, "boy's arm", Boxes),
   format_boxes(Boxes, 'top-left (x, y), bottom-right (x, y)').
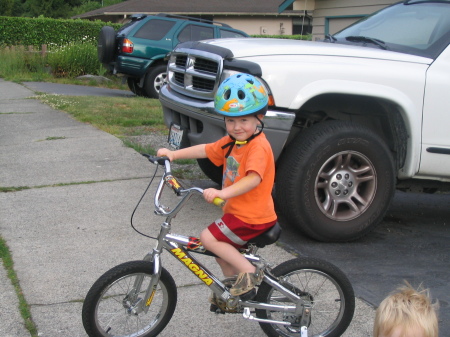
top-left (157, 144), bottom-right (207, 161)
top-left (203, 171), bottom-right (261, 203)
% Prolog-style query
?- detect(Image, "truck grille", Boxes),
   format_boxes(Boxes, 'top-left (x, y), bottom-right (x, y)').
top-left (175, 55), bottom-right (187, 67)
top-left (192, 77), bottom-right (215, 91)
top-left (167, 50), bottom-right (223, 100)
top-left (194, 58), bottom-right (218, 73)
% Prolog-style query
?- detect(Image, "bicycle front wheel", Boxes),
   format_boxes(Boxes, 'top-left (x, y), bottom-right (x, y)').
top-left (82, 260), bottom-right (177, 337)
top-left (255, 257), bottom-right (355, 337)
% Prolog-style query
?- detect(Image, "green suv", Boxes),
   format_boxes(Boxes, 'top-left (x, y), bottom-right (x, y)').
top-left (98, 13), bottom-right (248, 98)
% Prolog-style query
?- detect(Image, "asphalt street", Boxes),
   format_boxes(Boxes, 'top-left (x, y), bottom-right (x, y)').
top-left (0, 80), bottom-right (375, 336)
top-left (23, 80), bottom-right (135, 97)
top-left (279, 189), bottom-right (450, 334)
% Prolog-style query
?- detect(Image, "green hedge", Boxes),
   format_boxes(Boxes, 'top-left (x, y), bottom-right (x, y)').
top-left (0, 16), bottom-right (311, 48)
top-left (0, 16), bottom-right (122, 48)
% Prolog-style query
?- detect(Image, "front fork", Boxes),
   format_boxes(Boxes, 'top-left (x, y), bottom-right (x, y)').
top-left (127, 222), bottom-right (170, 315)
top-left (124, 248), bottom-right (162, 315)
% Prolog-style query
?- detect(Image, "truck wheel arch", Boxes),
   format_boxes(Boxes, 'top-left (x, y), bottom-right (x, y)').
top-left (284, 82), bottom-right (418, 177)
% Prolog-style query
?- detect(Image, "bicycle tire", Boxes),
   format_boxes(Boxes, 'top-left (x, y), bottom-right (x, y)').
top-left (255, 257), bottom-right (355, 337)
top-left (82, 260), bottom-right (177, 337)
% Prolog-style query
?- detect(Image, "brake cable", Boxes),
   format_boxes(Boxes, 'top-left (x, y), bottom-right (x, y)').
top-left (130, 162), bottom-right (160, 239)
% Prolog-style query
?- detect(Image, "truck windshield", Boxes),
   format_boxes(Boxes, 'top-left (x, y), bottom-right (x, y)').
top-left (333, 2), bottom-right (450, 59)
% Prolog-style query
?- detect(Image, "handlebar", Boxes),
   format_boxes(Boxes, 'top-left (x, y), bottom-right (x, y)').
top-left (142, 154), bottom-right (225, 216)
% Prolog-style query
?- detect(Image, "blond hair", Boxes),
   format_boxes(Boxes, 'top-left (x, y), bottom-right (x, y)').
top-left (373, 282), bottom-right (439, 337)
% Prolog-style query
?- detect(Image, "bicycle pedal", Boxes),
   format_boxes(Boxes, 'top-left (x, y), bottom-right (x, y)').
top-left (239, 288), bottom-right (256, 301)
top-left (210, 303), bottom-right (225, 314)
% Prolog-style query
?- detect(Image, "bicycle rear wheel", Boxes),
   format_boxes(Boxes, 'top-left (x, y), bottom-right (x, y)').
top-left (82, 260), bottom-right (177, 337)
top-left (255, 257), bottom-right (355, 337)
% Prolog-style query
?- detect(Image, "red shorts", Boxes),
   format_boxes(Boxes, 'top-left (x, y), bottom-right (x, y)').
top-left (208, 213), bottom-right (277, 248)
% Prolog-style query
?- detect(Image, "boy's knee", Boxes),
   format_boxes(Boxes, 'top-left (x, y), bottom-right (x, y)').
top-left (200, 229), bottom-right (213, 247)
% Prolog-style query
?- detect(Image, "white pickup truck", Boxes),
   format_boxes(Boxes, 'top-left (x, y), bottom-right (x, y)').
top-left (159, 1), bottom-right (450, 241)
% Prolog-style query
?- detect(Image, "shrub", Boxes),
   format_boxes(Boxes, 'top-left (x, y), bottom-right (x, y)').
top-left (47, 41), bottom-right (101, 77)
top-left (0, 16), bottom-right (121, 48)
top-left (0, 46), bottom-right (50, 80)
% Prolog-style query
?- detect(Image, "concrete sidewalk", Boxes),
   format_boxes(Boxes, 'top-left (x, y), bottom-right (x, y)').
top-left (0, 79), bottom-right (375, 336)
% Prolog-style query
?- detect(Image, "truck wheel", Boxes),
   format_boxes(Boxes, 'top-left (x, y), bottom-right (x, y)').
top-left (276, 120), bottom-right (395, 242)
top-left (127, 77), bottom-right (144, 96)
top-left (197, 158), bottom-right (223, 185)
top-left (97, 26), bottom-right (116, 64)
top-left (143, 65), bottom-right (167, 99)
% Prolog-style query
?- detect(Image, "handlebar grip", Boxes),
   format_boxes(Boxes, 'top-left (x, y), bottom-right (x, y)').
top-left (142, 154), bottom-right (170, 166)
top-left (213, 198), bottom-right (226, 207)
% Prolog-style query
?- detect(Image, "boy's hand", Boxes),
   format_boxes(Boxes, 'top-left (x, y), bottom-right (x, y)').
top-left (203, 188), bottom-right (223, 204)
top-left (157, 148), bottom-right (174, 161)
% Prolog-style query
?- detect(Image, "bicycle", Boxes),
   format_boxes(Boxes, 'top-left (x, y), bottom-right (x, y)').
top-left (82, 155), bottom-right (355, 337)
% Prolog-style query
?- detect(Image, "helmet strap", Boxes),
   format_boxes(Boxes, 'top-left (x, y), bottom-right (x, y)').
top-left (221, 116), bottom-right (264, 158)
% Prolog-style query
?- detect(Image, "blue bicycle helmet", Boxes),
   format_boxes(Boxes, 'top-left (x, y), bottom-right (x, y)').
top-left (214, 73), bottom-right (268, 117)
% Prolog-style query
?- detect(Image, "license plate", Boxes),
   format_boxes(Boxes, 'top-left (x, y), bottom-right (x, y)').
top-left (168, 123), bottom-right (184, 150)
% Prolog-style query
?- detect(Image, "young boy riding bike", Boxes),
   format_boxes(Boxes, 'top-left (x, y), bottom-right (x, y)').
top-left (157, 73), bottom-right (277, 299)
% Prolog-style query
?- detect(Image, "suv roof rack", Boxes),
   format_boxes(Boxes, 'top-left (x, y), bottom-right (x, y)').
top-left (130, 14), bottom-right (147, 21)
top-left (156, 13), bottom-right (231, 28)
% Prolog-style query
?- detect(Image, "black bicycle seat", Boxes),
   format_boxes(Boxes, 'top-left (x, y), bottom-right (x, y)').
top-left (248, 222), bottom-right (281, 248)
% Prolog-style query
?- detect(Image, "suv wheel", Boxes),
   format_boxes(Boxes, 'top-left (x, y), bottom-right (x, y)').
top-left (276, 120), bottom-right (395, 242)
top-left (98, 26), bottom-right (116, 64)
top-left (143, 65), bottom-right (167, 99)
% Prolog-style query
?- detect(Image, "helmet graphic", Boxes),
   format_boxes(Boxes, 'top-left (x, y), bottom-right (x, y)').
top-left (214, 73), bottom-right (268, 117)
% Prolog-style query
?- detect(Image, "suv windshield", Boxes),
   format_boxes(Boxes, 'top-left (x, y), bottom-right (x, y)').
top-left (332, 2), bottom-right (450, 59)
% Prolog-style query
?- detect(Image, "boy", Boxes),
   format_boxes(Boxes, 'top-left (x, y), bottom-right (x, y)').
top-left (157, 73), bottom-right (277, 297)
top-left (373, 282), bottom-right (439, 337)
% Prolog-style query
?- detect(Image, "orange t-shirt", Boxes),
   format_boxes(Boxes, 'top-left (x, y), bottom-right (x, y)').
top-left (205, 133), bottom-right (277, 225)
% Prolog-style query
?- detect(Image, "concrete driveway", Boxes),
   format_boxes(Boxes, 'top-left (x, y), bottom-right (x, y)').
top-left (0, 80), bottom-right (374, 336)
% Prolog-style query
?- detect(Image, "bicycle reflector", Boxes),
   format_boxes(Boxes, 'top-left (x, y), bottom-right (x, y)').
top-left (164, 175), bottom-right (183, 195)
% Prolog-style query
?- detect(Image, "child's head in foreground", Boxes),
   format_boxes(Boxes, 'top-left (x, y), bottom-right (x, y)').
top-left (373, 282), bottom-right (439, 337)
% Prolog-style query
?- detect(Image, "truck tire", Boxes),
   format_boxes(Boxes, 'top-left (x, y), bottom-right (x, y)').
top-left (276, 120), bottom-right (395, 242)
top-left (143, 65), bottom-right (167, 99)
top-left (197, 158), bottom-right (223, 185)
top-left (97, 26), bottom-right (116, 64)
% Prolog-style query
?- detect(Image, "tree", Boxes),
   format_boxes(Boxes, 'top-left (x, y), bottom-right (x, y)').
top-left (0, 0), bottom-right (125, 18)
top-left (70, 1), bottom-right (101, 17)
top-left (0, 0), bottom-right (15, 16)
top-left (22, 0), bottom-right (82, 18)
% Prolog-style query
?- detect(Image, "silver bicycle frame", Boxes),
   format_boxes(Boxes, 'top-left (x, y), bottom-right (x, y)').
top-left (130, 158), bottom-right (308, 328)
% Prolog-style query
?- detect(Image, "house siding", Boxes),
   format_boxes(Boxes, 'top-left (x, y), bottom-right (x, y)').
top-left (216, 16), bottom-right (295, 36)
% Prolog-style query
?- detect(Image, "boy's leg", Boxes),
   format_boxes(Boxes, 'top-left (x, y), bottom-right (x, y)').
top-left (200, 228), bottom-right (255, 274)
top-left (215, 257), bottom-right (239, 277)
top-left (201, 228), bottom-right (263, 298)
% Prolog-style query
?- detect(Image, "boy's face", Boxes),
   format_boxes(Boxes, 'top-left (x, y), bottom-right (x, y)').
top-left (224, 115), bottom-right (262, 142)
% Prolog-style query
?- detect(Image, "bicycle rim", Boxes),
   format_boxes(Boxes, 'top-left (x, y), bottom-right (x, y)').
top-left (94, 272), bottom-right (170, 337)
top-left (256, 259), bottom-right (354, 337)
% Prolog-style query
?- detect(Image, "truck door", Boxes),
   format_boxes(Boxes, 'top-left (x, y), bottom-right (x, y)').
top-left (419, 45), bottom-right (450, 177)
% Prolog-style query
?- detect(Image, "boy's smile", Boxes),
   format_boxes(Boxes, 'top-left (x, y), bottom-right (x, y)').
top-left (225, 115), bottom-right (262, 142)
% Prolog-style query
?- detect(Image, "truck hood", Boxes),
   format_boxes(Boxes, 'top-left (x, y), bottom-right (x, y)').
top-left (203, 38), bottom-right (432, 65)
